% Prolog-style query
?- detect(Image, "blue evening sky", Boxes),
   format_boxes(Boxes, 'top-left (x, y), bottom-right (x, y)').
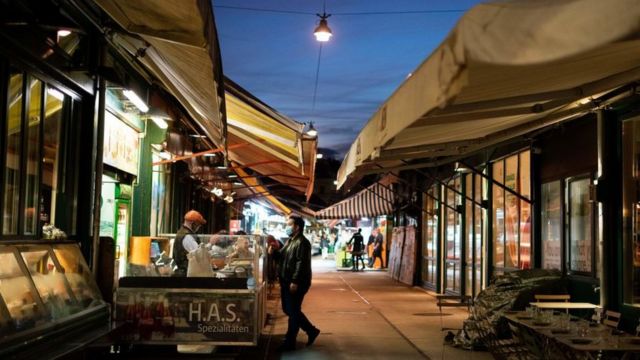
top-left (214, 0), bottom-right (483, 158)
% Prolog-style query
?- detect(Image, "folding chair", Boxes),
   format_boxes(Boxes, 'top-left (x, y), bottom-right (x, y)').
top-left (603, 310), bottom-right (621, 329)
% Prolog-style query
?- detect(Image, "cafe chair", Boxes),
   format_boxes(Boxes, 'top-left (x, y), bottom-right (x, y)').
top-left (469, 319), bottom-right (539, 360)
top-left (533, 294), bottom-right (570, 302)
top-left (603, 310), bottom-right (621, 329)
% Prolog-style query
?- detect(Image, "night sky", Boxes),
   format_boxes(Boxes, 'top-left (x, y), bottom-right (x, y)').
top-left (214, 0), bottom-right (482, 158)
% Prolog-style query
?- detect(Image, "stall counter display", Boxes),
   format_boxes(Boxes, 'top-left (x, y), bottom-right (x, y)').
top-left (0, 242), bottom-right (108, 357)
top-left (115, 234), bottom-right (268, 346)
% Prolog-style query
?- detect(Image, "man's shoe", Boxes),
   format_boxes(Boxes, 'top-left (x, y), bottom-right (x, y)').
top-left (306, 328), bottom-right (320, 347)
top-left (275, 342), bottom-right (296, 352)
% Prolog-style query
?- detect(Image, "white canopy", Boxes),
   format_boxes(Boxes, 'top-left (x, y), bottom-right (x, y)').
top-left (95, 0), bottom-right (226, 146)
top-left (338, 0), bottom-right (640, 188)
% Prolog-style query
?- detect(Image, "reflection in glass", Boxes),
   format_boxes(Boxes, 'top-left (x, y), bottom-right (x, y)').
top-left (542, 181), bottom-right (562, 269)
top-left (422, 187), bottom-right (438, 286)
top-left (41, 86), bottom-right (63, 226)
top-left (4, 71), bottom-right (23, 234)
top-left (0, 250), bottom-right (44, 332)
top-left (569, 178), bottom-right (592, 273)
top-left (623, 119), bottom-right (640, 303)
top-left (492, 161), bottom-right (504, 268)
top-left (24, 79), bottom-right (42, 234)
top-left (52, 245), bottom-right (103, 307)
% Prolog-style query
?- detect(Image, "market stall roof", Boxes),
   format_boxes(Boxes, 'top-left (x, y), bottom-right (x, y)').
top-left (338, 0), bottom-right (640, 189)
top-left (233, 164), bottom-right (291, 216)
top-left (315, 181), bottom-right (394, 220)
top-left (95, 0), bottom-right (226, 147)
top-left (225, 79), bottom-right (317, 200)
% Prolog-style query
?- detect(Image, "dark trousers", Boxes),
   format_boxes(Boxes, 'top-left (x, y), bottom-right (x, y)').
top-left (369, 253), bottom-right (384, 267)
top-left (280, 282), bottom-right (314, 345)
top-left (351, 252), bottom-right (365, 270)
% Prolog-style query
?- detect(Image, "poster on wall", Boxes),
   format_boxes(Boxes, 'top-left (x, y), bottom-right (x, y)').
top-left (103, 111), bottom-right (140, 175)
top-left (115, 288), bottom-right (257, 345)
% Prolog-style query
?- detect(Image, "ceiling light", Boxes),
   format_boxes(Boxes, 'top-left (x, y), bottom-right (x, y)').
top-left (316, 153), bottom-right (324, 159)
top-left (313, 13), bottom-right (332, 42)
top-left (233, 182), bottom-right (243, 186)
top-left (228, 174), bottom-right (238, 179)
top-left (151, 116), bottom-right (168, 129)
top-left (306, 122), bottom-right (318, 137)
top-left (190, 134), bottom-right (207, 138)
top-left (203, 153), bottom-right (217, 157)
top-left (454, 162), bottom-right (472, 173)
top-left (123, 89), bottom-right (149, 113)
top-left (47, 88), bottom-right (64, 101)
top-left (333, 180), bottom-right (338, 185)
top-left (57, 29), bottom-right (71, 37)
top-left (158, 151), bottom-right (171, 160)
top-left (211, 187), bottom-right (223, 197)
top-left (224, 195), bottom-right (234, 204)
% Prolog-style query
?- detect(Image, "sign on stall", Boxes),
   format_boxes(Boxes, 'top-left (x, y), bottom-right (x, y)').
top-left (115, 289), bottom-right (256, 344)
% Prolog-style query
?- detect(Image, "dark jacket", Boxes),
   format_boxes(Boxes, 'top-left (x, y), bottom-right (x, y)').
top-left (172, 225), bottom-right (197, 275)
top-left (348, 233), bottom-right (364, 252)
top-left (272, 233), bottom-right (312, 289)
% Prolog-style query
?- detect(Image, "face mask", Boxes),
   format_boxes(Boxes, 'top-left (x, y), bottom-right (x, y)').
top-left (285, 226), bottom-right (294, 236)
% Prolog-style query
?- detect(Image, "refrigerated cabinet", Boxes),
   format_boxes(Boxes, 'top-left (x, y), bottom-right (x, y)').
top-left (0, 241), bottom-right (109, 358)
top-left (114, 234), bottom-right (267, 346)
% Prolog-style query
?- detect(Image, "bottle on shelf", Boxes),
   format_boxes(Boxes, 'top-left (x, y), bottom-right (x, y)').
top-left (138, 297), bottom-right (154, 340)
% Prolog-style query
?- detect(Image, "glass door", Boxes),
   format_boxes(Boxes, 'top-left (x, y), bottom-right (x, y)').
top-left (443, 178), bottom-right (461, 294)
top-left (465, 173), bottom-right (485, 297)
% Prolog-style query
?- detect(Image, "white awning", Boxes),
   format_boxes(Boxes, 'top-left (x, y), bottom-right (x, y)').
top-left (338, 0), bottom-right (640, 188)
top-left (95, 0), bottom-right (226, 146)
top-left (315, 182), bottom-right (394, 220)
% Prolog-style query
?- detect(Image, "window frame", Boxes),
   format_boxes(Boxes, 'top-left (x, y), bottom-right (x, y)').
top-left (565, 174), bottom-right (597, 277)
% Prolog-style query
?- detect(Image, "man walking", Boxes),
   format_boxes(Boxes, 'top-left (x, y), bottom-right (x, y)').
top-left (368, 228), bottom-right (385, 268)
top-left (269, 216), bottom-right (320, 351)
top-left (347, 228), bottom-right (366, 271)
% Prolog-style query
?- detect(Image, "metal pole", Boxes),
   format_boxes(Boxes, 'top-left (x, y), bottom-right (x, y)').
top-left (91, 49), bottom-right (106, 274)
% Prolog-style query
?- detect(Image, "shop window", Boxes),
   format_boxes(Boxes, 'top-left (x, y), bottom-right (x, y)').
top-left (567, 177), bottom-right (594, 274)
top-left (41, 85), bottom-right (64, 226)
top-left (623, 117), bottom-right (640, 304)
top-left (491, 150), bottom-right (531, 272)
top-left (1, 68), bottom-right (66, 237)
top-left (24, 79), bottom-right (42, 235)
top-left (3, 70), bottom-right (24, 234)
top-left (151, 152), bottom-right (171, 236)
top-left (444, 178), bottom-right (461, 293)
top-left (541, 181), bottom-right (562, 270)
top-left (422, 186), bottom-right (438, 287)
top-left (465, 173), bottom-right (485, 297)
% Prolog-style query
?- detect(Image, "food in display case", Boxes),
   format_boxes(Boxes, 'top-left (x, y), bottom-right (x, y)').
top-left (0, 243), bottom-right (106, 343)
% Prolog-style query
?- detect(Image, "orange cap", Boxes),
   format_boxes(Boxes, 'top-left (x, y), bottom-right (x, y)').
top-left (184, 210), bottom-right (206, 224)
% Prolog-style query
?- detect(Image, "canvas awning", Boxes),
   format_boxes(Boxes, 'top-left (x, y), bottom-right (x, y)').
top-left (315, 182), bottom-right (394, 220)
top-left (95, 0), bottom-right (226, 146)
top-left (338, 0), bottom-right (640, 188)
top-left (225, 79), bottom-right (317, 200)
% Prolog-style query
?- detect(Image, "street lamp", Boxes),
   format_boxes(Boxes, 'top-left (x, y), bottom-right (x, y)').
top-left (313, 13), bottom-right (332, 42)
top-left (306, 122), bottom-right (318, 137)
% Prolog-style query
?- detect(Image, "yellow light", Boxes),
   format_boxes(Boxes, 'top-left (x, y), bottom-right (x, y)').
top-left (57, 29), bottom-right (71, 37)
top-left (313, 15), bottom-right (332, 42)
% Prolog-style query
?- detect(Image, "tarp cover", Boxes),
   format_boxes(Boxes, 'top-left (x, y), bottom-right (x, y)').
top-left (338, 0), bottom-right (640, 188)
top-left (95, 0), bottom-right (226, 146)
top-left (450, 269), bottom-right (566, 350)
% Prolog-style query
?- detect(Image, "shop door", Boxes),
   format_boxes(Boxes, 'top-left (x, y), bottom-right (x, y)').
top-left (421, 186), bottom-right (438, 289)
top-left (464, 173), bottom-right (485, 298)
top-left (115, 199), bottom-right (130, 278)
top-left (443, 178), bottom-right (462, 294)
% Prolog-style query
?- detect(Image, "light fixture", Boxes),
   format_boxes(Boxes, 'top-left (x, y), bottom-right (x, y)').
top-left (333, 180), bottom-right (338, 186)
top-left (224, 195), bottom-right (234, 204)
top-left (190, 134), bottom-right (207, 138)
top-left (123, 89), bottom-right (149, 113)
top-left (158, 151), bottom-right (171, 160)
top-left (211, 187), bottom-right (223, 197)
top-left (316, 153), bottom-right (324, 159)
top-left (47, 88), bottom-right (64, 101)
top-left (233, 182), bottom-right (243, 186)
top-left (57, 29), bottom-right (71, 37)
top-left (150, 116), bottom-right (168, 129)
top-left (306, 122), bottom-right (318, 137)
top-left (203, 153), bottom-right (217, 157)
top-left (454, 162), bottom-right (472, 173)
top-left (313, 13), bottom-right (332, 42)
top-left (228, 174), bottom-right (238, 179)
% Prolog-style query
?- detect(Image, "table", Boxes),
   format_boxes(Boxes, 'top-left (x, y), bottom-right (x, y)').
top-left (504, 312), bottom-right (640, 360)
top-left (529, 302), bottom-right (601, 310)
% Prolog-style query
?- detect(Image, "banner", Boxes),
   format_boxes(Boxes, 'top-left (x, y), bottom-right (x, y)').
top-left (115, 288), bottom-right (257, 344)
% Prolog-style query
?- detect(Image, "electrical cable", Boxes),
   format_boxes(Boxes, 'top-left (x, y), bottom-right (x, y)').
top-left (214, 5), bottom-right (466, 16)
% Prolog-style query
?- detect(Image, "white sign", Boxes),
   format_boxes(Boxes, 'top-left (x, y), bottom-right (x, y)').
top-left (103, 111), bottom-right (140, 175)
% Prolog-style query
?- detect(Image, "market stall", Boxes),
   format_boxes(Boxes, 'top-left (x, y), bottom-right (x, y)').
top-left (114, 234), bottom-right (267, 346)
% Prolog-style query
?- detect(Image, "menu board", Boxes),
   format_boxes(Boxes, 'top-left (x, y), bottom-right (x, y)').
top-left (103, 111), bottom-right (140, 175)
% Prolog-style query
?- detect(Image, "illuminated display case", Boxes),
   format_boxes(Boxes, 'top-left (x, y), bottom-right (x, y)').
top-left (0, 242), bottom-right (108, 357)
top-left (114, 234), bottom-right (268, 346)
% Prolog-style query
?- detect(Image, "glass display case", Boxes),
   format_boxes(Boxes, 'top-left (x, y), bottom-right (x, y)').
top-left (0, 242), bottom-right (108, 357)
top-left (114, 234), bottom-right (267, 346)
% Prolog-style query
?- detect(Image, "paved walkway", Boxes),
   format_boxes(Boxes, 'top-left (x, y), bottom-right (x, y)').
top-left (260, 258), bottom-right (493, 360)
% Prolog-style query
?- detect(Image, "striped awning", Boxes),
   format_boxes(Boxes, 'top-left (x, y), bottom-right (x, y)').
top-left (315, 182), bottom-right (394, 220)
